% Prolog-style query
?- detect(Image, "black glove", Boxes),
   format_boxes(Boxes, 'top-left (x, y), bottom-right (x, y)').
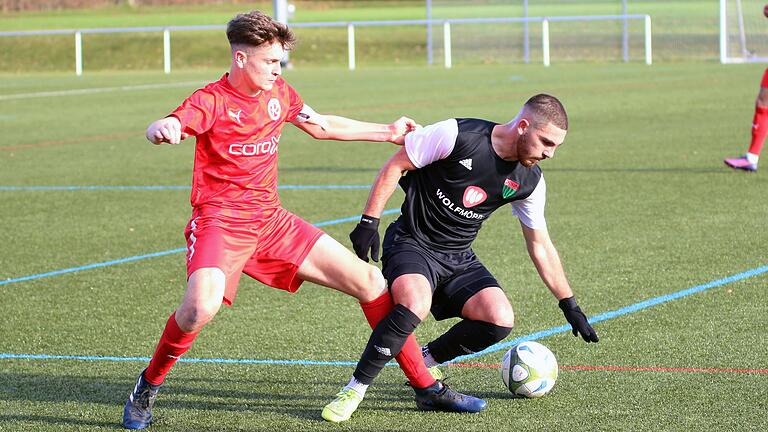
top-left (558, 296), bottom-right (599, 343)
top-left (349, 215), bottom-right (380, 262)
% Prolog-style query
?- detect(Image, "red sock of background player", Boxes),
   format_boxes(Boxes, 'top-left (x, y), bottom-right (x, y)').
top-left (143, 312), bottom-right (200, 385)
top-left (359, 292), bottom-right (436, 389)
top-left (748, 105), bottom-right (768, 158)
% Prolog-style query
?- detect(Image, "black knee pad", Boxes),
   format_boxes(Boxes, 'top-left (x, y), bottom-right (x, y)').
top-left (460, 320), bottom-right (512, 352)
top-left (428, 319), bottom-right (512, 363)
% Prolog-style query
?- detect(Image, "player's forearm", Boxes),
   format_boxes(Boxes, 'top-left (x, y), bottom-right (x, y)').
top-left (363, 162), bottom-right (403, 217)
top-left (527, 242), bottom-right (574, 301)
top-left (319, 115), bottom-right (393, 142)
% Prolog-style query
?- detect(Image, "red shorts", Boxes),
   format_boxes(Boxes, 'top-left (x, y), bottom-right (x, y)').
top-left (761, 68), bottom-right (768, 88)
top-left (184, 206), bottom-right (324, 306)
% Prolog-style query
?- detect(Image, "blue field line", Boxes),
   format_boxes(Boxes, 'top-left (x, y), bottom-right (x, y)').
top-left (450, 264), bottom-right (768, 363)
top-left (0, 248), bottom-right (187, 286)
top-left (314, 208), bottom-right (400, 227)
top-left (1, 265), bottom-right (766, 366)
top-left (0, 186), bottom-right (190, 191)
top-left (0, 208), bottom-right (400, 287)
top-left (0, 185), bottom-right (370, 191)
top-left (0, 353), bottom-right (357, 367)
top-left (279, 185), bottom-right (370, 190)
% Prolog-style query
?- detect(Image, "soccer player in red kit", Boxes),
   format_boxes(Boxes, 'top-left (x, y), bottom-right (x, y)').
top-left (724, 67), bottom-right (767, 172)
top-left (122, 10), bottom-right (466, 430)
top-left (724, 5), bottom-right (768, 172)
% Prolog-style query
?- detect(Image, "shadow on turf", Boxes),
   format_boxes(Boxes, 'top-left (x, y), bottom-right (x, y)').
top-left (0, 414), bottom-right (118, 429)
top-left (0, 371), bottom-right (424, 425)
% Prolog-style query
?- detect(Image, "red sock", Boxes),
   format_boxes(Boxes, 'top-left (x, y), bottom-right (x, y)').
top-left (360, 292), bottom-right (436, 389)
top-left (749, 106), bottom-right (768, 156)
top-left (143, 312), bottom-right (200, 385)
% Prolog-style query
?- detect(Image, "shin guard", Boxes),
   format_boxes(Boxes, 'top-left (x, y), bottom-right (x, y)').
top-left (427, 319), bottom-right (512, 364)
top-left (143, 312), bottom-right (199, 385)
top-left (353, 304), bottom-right (421, 385)
top-left (359, 293), bottom-right (435, 388)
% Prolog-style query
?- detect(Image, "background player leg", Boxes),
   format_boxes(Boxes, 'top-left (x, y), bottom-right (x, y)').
top-left (725, 77), bottom-right (768, 172)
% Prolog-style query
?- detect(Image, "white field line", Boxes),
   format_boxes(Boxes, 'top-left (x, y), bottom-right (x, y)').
top-left (0, 80), bottom-right (206, 101)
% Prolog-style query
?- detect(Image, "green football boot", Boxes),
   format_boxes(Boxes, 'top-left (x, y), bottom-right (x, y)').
top-left (321, 388), bottom-right (364, 423)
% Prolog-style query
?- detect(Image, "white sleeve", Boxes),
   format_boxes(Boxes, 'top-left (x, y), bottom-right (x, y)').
top-left (292, 103), bottom-right (330, 129)
top-left (404, 119), bottom-right (458, 168)
top-left (511, 176), bottom-right (547, 230)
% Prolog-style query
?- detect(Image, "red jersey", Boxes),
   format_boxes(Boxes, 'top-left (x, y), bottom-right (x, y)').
top-left (170, 74), bottom-right (304, 210)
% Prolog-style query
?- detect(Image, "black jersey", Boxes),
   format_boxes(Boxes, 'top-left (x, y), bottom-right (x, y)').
top-left (396, 118), bottom-right (544, 252)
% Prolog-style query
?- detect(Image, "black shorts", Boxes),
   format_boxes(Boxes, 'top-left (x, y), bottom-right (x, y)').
top-left (381, 220), bottom-right (500, 321)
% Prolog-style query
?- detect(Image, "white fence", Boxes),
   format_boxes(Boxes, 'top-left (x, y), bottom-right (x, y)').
top-left (0, 15), bottom-right (652, 75)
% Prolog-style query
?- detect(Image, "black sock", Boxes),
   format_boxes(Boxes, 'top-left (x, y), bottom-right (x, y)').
top-left (427, 319), bottom-right (512, 364)
top-left (352, 304), bottom-right (421, 385)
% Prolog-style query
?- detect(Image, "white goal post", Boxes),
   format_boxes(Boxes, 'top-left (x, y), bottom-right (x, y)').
top-left (720, 0), bottom-right (768, 63)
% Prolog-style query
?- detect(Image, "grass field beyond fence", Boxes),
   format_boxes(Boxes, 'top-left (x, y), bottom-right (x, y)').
top-left (0, 0), bottom-right (731, 73)
top-left (1, 59), bottom-right (767, 431)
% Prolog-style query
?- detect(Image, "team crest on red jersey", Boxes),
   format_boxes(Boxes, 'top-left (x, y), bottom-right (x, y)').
top-left (462, 186), bottom-right (487, 208)
top-left (268, 98), bottom-right (281, 121)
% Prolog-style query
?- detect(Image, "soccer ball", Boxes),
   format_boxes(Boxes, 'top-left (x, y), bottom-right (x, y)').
top-left (500, 341), bottom-right (558, 398)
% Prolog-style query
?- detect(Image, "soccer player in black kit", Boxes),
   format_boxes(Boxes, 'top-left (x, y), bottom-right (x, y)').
top-left (322, 94), bottom-right (599, 422)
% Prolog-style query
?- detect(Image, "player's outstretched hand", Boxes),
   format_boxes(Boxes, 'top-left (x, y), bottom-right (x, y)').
top-left (349, 215), bottom-right (381, 262)
top-left (388, 116), bottom-right (421, 145)
top-left (146, 117), bottom-right (189, 145)
top-left (558, 296), bottom-right (599, 343)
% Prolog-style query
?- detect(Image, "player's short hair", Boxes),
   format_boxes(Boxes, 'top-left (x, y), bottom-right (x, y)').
top-left (227, 10), bottom-right (296, 50)
top-left (524, 94), bottom-right (568, 130)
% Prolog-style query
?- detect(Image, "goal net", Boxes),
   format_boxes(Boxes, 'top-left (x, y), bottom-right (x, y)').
top-left (428, 0), bottom-right (648, 65)
top-left (721, 0), bottom-right (768, 63)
